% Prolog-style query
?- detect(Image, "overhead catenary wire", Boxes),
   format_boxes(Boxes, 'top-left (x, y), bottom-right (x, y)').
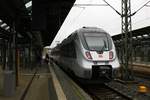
top-left (103, 0), bottom-right (150, 17)
top-left (131, 0), bottom-right (150, 16)
top-left (103, 0), bottom-right (121, 16)
top-left (71, 8), bottom-right (86, 24)
top-left (74, 4), bottom-right (108, 7)
top-left (145, 5), bottom-right (150, 7)
top-left (74, 0), bottom-right (150, 17)
top-left (58, 6), bottom-right (86, 43)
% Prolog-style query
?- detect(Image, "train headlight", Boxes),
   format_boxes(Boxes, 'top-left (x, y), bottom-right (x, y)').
top-left (109, 51), bottom-right (113, 59)
top-left (85, 52), bottom-right (92, 59)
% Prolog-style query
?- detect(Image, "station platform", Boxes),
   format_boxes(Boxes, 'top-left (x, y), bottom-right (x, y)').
top-left (0, 61), bottom-right (92, 100)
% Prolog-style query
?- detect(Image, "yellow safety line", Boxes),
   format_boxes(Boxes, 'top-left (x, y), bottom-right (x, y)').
top-left (51, 62), bottom-right (92, 100)
top-left (49, 66), bottom-right (67, 100)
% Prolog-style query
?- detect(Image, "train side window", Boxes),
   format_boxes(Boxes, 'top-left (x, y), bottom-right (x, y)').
top-left (59, 40), bottom-right (76, 58)
top-left (61, 45), bottom-right (68, 57)
top-left (68, 41), bottom-right (76, 58)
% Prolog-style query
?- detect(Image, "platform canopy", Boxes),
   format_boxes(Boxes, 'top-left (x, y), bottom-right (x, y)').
top-left (0, 0), bottom-right (149, 47)
top-left (0, 0), bottom-right (75, 46)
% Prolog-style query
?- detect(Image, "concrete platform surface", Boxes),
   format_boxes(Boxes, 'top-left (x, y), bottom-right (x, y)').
top-left (0, 61), bottom-right (92, 100)
top-left (0, 64), bottom-right (56, 100)
top-left (24, 73), bottom-right (52, 100)
top-left (0, 72), bottom-right (32, 100)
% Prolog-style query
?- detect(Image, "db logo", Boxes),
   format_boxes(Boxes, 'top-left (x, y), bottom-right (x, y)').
top-left (99, 54), bottom-right (103, 58)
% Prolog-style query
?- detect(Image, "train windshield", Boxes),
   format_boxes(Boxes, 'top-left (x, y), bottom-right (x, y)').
top-left (83, 33), bottom-right (112, 51)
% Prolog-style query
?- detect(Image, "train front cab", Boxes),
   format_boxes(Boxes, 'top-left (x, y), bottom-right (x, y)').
top-left (76, 29), bottom-right (120, 82)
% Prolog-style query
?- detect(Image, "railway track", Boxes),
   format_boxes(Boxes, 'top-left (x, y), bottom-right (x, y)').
top-left (55, 61), bottom-right (150, 99)
top-left (76, 63), bottom-right (150, 100)
top-left (55, 62), bottom-right (150, 100)
top-left (132, 63), bottom-right (150, 73)
top-left (119, 63), bottom-right (150, 79)
top-left (81, 82), bottom-right (132, 100)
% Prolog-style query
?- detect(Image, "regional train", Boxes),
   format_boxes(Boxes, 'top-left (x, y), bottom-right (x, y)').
top-left (51, 27), bottom-right (120, 82)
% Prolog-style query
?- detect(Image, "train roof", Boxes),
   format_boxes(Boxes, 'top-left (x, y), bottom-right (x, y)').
top-left (54, 27), bottom-right (110, 49)
top-left (76, 27), bottom-right (107, 34)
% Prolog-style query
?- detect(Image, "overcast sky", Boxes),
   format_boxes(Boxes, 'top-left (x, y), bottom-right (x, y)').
top-left (50, 0), bottom-right (150, 48)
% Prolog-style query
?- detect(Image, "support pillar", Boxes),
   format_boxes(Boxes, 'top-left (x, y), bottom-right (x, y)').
top-left (121, 0), bottom-right (134, 80)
